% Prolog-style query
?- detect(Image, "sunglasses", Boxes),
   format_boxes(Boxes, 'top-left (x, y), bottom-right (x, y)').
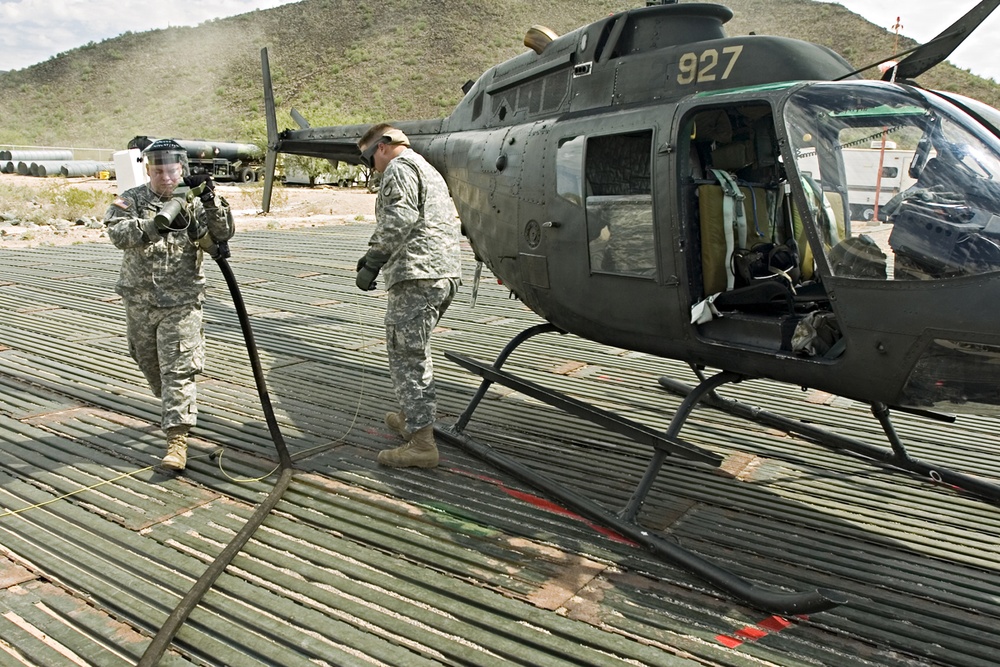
top-left (359, 138), bottom-right (388, 168)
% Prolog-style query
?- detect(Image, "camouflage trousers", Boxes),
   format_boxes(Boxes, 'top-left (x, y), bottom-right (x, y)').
top-left (385, 278), bottom-right (458, 433)
top-left (124, 299), bottom-right (204, 431)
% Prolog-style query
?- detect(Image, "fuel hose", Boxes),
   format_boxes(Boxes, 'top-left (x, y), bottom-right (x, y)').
top-left (138, 250), bottom-right (294, 666)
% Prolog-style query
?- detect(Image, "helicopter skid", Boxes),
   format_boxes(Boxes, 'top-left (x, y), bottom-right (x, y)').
top-left (441, 325), bottom-right (846, 614)
top-left (657, 376), bottom-right (1000, 504)
top-left (436, 423), bottom-right (845, 615)
top-left (444, 351), bottom-right (722, 467)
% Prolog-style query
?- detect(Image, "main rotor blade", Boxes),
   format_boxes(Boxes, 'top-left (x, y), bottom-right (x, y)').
top-left (887, 0), bottom-right (1000, 81)
top-left (261, 47), bottom-right (279, 213)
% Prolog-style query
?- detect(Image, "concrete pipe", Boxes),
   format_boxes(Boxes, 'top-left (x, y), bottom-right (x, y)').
top-left (61, 161), bottom-right (116, 177)
top-left (31, 161), bottom-right (70, 177)
top-left (5, 149), bottom-right (74, 162)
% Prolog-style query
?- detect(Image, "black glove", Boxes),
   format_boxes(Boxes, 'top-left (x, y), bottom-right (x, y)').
top-left (184, 174), bottom-right (216, 205)
top-left (356, 249), bottom-right (390, 291)
top-left (356, 265), bottom-right (379, 291)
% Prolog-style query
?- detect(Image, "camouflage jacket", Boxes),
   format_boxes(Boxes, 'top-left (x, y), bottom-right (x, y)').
top-left (104, 184), bottom-right (235, 307)
top-left (369, 148), bottom-right (462, 290)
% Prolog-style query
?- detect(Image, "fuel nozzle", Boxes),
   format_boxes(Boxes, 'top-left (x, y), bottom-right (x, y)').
top-left (153, 198), bottom-right (189, 233)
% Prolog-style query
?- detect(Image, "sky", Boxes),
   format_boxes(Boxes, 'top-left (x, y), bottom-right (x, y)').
top-left (0, 0), bottom-right (300, 72)
top-left (0, 0), bottom-right (998, 81)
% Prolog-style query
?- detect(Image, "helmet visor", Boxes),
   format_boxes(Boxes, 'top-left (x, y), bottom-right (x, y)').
top-left (144, 151), bottom-right (189, 196)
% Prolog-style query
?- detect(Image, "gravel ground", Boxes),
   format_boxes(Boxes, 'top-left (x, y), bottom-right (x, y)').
top-left (0, 174), bottom-right (376, 249)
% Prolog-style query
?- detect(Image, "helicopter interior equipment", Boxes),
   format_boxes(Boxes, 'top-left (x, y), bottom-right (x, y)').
top-left (258, 0), bottom-right (1000, 613)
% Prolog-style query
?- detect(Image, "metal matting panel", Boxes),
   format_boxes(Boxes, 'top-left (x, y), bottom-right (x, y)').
top-left (0, 226), bottom-right (996, 666)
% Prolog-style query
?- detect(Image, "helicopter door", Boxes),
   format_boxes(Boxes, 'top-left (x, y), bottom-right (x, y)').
top-left (539, 116), bottom-right (685, 347)
top-left (679, 103), bottom-right (831, 356)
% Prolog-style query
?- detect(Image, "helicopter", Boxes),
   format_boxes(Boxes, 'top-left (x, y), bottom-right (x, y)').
top-left (258, 0), bottom-right (1000, 614)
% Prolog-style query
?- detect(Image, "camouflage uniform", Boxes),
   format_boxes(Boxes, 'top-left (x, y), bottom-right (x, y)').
top-left (369, 148), bottom-right (462, 433)
top-left (104, 184), bottom-right (234, 431)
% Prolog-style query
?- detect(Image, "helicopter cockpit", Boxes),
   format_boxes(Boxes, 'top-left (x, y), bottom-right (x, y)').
top-left (784, 81), bottom-right (1000, 282)
top-left (681, 80), bottom-right (1000, 363)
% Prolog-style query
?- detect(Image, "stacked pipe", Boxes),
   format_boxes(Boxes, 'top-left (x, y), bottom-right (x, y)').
top-left (0, 149), bottom-right (74, 162)
top-left (30, 161), bottom-right (71, 177)
top-left (61, 161), bottom-right (115, 177)
top-left (4, 156), bottom-right (115, 178)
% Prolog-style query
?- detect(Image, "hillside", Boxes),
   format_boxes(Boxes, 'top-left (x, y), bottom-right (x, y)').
top-left (0, 0), bottom-right (998, 152)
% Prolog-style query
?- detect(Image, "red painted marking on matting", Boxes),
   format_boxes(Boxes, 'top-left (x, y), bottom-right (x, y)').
top-left (505, 487), bottom-right (576, 516)
top-left (450, 468), bottom-right (637, 545)
top-left (757, 615), bottom-right (794, 632)
top-left (715, 635), bottom-right (743, 648)
top-left (716, 614), bottom-right (805, 649)
top-left (735, 626), bottom-right (768, 640)
top-left (365, 426), bottom-right (397, 440)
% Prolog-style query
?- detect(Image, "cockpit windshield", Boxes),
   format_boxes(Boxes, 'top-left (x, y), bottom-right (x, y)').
top-left (933, 89), bottom-right (1000, 137)
top-left (783, 81), bottom-right (1000, 281)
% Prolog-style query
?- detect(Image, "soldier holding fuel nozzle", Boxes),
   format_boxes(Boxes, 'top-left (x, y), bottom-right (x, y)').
top-left (103, 139), bottom-right (235, 471)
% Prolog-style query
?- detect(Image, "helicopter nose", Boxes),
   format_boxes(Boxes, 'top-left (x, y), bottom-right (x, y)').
top-left (899, 338), bottom-right (1000, 415)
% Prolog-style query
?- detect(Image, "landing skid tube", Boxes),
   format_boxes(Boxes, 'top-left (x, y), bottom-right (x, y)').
top-left (438, 324), bottom-right (846, 615)
top-left (658, 372), bottom-right (1000, 504)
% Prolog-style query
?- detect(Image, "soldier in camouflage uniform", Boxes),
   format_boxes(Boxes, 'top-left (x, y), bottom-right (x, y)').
top-left (356, 124), bottom-right (462, 468)
top-left (104, 139), bottom-right (235, 471)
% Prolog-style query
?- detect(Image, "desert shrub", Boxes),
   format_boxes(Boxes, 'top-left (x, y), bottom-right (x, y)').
top-left (0, 181), bottom-right (109, 225)
top-left (235, 179), bottom-right (287, 213)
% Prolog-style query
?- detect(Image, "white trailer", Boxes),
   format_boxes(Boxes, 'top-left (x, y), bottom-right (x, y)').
top-left (841, 145), bottom-right (917, 221)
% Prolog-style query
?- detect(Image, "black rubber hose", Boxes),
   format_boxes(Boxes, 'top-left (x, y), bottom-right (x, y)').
top-left (138, 253), bottom-right (293, 666)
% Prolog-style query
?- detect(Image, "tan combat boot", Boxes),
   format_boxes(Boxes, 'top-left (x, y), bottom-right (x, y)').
top-left (162, 426), bottom-right (189, 470)
top-left (377, 425), bottom-right (439, 468)
top-left (384, 411), bottom-right (410, 439)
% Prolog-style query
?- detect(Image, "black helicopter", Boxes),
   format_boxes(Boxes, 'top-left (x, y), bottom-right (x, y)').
top-left (258, 0), bottom-right (1000, 613)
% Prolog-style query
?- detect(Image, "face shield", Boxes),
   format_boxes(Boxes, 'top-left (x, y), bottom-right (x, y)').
top-left (142, 140), bottom-right (190, 197)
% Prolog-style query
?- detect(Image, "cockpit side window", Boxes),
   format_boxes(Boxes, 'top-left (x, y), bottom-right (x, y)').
top-left (583, 130), bottom-right (656, 278)
top-left (556, 136), bottom-right (585, 206)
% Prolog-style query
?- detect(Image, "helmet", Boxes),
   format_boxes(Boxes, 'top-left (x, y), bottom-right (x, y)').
top-left (142, 138), bottom-right (189, 172)
top-left (358, 127), bottom-right (410, 169)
